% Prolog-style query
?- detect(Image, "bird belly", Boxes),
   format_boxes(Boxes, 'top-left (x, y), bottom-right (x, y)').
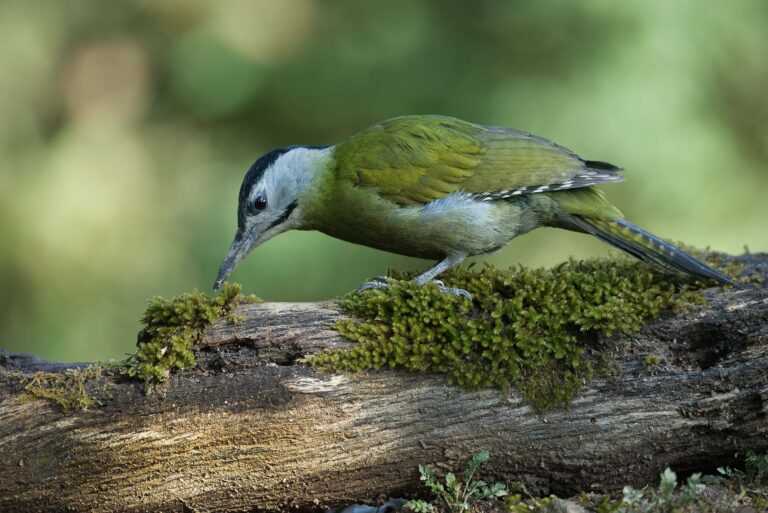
top-left (308, 188), bottom-right (531, 260)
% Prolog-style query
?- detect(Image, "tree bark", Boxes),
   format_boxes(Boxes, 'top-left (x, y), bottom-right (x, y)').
top-left (1, 255), bottom-right (767, 513)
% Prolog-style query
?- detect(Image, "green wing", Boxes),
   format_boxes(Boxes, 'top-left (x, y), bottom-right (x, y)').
top-left (333, 115), bottom-right (621, 206)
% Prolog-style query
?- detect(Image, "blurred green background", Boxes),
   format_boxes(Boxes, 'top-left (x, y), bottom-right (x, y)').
top-left (1, 0), bottom-right (766, 362)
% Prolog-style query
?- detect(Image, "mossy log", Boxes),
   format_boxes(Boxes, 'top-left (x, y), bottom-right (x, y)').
top-left (1, 255), bottom-right (768, 513)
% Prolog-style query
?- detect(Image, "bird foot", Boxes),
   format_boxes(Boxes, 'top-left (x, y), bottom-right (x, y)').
top-left (356, 276), bottom-right (393, 293)
top-left (431, 280), bottom-right (473, 301)
top-left (356, 277), bottom-right (472, 301)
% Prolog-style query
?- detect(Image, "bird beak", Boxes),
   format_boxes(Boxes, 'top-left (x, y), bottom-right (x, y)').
top-left (213, 226), bottom-right (259, 290)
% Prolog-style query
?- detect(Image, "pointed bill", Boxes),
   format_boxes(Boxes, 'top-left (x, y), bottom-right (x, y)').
top-left (213, 227), bottom-right (259, 290)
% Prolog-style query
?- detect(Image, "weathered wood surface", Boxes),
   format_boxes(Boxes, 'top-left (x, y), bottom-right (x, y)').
top-left (1, 254), bottom-right (767, 513)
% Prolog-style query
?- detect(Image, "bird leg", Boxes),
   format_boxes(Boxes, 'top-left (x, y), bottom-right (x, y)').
top-left (414, 253), bottom-right (472, 299)
top-left (412, 252), bottom-right (466, 285)
top-left (357, 253), bottom-right (471, 300)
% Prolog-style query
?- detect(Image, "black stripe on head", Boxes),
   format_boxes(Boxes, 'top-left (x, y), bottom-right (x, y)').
top-left (266, 200), bottom-right (298, 232)
top-left (236, 145), bottom-right (332, 230)
top-left (239, 148), bottom-right (292, 207)
top-left (237, 147), bottom-right (292, 229)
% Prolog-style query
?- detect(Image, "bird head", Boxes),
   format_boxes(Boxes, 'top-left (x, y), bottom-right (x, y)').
top-left (213, 145), bottom-right (331, 290)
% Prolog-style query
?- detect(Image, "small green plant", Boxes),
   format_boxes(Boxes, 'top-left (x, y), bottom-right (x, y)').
top-left (618, 468), bottom-right (739, 513)
top-left (579, 465), bottom-right (758, 513)
top-left (716, 450), bottom-right (768, 487)
top-left (745, 450), bottom-right (768, 484)
top-left (713, 451), bottom-right (768, 509)
top-left (622, 469), bottom-right (703, 512)
top-left (505, 482), bottom-right (557, 513)
top-left (581, 492), bottom-right (621, 513)
top-left (406, 450), bottom-right (507, 513)
top-left (744, 451), bottom-right (768, 510)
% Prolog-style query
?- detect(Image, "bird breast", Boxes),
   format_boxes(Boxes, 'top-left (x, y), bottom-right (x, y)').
top-left (307, 187), bottom-right (525, 260)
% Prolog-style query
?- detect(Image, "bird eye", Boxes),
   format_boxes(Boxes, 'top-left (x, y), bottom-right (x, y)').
top-left (251, 194), bottom-right (267, 212)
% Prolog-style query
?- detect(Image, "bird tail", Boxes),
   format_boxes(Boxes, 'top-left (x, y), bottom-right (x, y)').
top-left (564, 215), bottom-right (737, 286)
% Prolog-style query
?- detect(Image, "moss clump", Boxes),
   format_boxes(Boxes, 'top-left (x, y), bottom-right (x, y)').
top-left (20, 365), bottom-right (104, 411)
top-left (643, 354), bottom-right (662, 367)
top-left (122, 282), bottom-right (258, 392)
top-left (309, 256), bottom-right (737, 411)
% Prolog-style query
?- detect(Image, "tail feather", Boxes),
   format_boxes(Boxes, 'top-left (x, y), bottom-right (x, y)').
top-left (565, 216), bottom-right (737, 286)
top-left (584, 160), bottom-right (622, 173)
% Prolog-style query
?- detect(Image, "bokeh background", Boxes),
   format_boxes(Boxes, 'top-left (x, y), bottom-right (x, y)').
top-left (1, 0), bottom-right (766, 362)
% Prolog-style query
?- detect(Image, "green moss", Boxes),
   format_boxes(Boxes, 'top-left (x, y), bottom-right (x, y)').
top-left (19, 365), bottom-right (104, 412)
top-left (643, 354), bottom-right (662, 367)
top-left (13, 283), bottom-right (258, 408)
top-left (121, 282), bottom-right (259, 392)
top-left (308, 255), bottom-right (740, 411)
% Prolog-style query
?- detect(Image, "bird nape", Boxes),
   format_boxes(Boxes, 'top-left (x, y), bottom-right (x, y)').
top-left (214, 115), bottom-right (735, 298)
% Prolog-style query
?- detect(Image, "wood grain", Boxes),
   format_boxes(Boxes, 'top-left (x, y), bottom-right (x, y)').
top-left (1, 254), bottom-right (767, 513)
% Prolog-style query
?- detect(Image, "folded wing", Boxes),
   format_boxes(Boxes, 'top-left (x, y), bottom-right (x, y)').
top-left (334, 115), bottom-right (622, 206)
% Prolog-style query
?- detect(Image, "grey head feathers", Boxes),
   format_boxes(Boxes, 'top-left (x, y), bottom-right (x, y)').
top-left (237, 145), bottom-right (331, 230)
top-left (238, 147), bottom-right (293, 230)
top-left (215, 145), bottom-right (333, 290)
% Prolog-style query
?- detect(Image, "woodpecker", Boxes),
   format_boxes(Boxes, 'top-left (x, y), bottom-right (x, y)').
top-left (214, 115), bottom-right (733, 298)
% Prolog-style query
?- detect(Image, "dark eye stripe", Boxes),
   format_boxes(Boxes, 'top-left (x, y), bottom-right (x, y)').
top-left (265, 201), bottom-right (298, 232)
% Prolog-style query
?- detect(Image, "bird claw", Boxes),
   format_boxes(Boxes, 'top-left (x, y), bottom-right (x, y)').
top-left (356, 278), bottom-right (472, 301)
top-left (356, 277), bottom-right (393, 293)
top-left (431, 280), bottom-right (473, 301)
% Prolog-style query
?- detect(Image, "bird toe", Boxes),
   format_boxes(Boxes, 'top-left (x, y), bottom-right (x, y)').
top-left (356, 279), bottom-right (392, 294)
top-left (434, 282), bottom-right (472, 301)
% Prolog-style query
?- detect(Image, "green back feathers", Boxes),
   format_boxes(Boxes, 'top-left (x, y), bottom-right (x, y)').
top-left (332, 115), bottom-right (605, 206)
top-left (466, 128), bottom-right (586, 191)
top-left (333, 116), bottom-right (483, 204)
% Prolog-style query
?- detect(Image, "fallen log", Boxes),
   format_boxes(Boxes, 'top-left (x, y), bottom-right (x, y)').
top-left (1, 254), bottom-right (767, 513)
